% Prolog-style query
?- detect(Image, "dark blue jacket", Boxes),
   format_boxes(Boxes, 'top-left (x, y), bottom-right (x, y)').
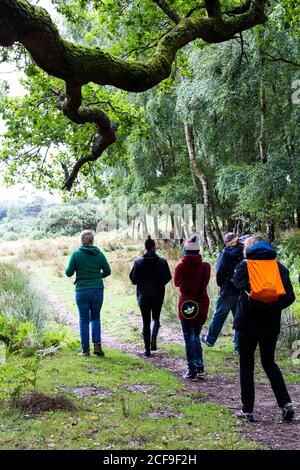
top-left (216, 245), bottom-right (244, 295)
top-left (233, 241), bottom-right (295, 337)
top-left (129, 252), bottom-right (172, 306)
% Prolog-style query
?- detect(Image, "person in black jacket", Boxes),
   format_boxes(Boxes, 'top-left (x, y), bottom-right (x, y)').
top-left (129, 236), bottom-right (172, 357)
top-left (202, 232), bottom-right (244, 352)
top-left (233, 235), bottom-right (296, 422)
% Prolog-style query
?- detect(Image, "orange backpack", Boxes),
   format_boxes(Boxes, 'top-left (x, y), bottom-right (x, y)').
top-left (246, 259), bottom-right (286, 303)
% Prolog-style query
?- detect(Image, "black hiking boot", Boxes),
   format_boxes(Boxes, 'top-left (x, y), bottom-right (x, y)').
top-left (235, 410), bottom-right (254, 422)
top-left (150, 322), bottom-right (160, 351)
top-left (93, 343), bottom-right (105, 356)
top-left (78, 349), bottom-right (90, 357)
top-left (282, 403), bottom-right (294, 422)
top-left (196, 365), bottom-right (204, 377)
top-left (143, 328), bottom-right (151, 358)
top-left (183, 369), bottom-right (197, 381)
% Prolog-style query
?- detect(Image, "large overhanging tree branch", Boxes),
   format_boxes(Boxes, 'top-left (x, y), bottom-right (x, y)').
top-left (0, 0), bottom-right (269, 190)
top-left (52, 83), bottom-right (117, 190)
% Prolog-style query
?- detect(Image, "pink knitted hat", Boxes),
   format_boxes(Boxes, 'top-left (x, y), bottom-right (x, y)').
top-left (184, 234), bottom-right (200, 252)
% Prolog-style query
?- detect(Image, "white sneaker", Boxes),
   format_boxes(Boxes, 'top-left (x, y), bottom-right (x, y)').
top-left (201, 333), bottom-right (213, 347)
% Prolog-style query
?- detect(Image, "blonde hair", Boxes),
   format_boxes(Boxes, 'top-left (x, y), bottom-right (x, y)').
top-left (226, 237), bottom-right (239, 247)
top-left (243, 235), bottom-right (264, 257)
top-left (80, 230), bottom-right (94, 246)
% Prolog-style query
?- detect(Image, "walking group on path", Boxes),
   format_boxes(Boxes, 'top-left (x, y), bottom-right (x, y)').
top-left (66, 229), bottom-right (296, 423)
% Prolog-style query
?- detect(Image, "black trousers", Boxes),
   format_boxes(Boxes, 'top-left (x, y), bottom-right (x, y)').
top-left (139, 303), bottom-right (162, 350)
top-left (238, 334), bottom-right (291, 413)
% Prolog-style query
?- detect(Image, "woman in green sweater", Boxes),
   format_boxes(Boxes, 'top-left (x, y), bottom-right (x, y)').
top-left (65, 230), bottom-right (111, 356)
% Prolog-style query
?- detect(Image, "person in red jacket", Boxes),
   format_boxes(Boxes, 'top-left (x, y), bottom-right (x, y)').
top-left (174, 235), bottom-right (211, 380)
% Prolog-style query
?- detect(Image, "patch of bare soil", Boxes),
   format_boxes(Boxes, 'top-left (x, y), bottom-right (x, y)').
top-left (61, 386), bottom-right (112, 398)
top-left (123, 384), bottom-right (155, 395)
top-left (148, 410), bottom-right (184, 419)
top-left (14, 391), bottom-right (76, 414)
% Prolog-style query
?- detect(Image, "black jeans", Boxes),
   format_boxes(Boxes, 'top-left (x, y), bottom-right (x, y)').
top-left (238, 334), bottom-right (291, 413)
top-left (139, 303), bottom-right (162, 350)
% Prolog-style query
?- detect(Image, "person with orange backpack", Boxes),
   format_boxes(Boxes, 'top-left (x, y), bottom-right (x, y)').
top-left (233, 235), bottom-right (296, 422)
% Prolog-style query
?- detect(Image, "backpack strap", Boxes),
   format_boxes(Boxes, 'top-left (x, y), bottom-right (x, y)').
top-left (243, 259), bottom-right (251, 298)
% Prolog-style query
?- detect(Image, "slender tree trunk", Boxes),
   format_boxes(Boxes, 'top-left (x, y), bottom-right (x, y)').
top-left (259, 83), bottom-right (276, 239)
top-left (197, 127), bottom-right (223, 245)
top-left (211, 204), bottom-right (223, 244)
top-left (226, 217), bottom-right (235, 232)
top-left (234, 218), bottom-right (243, 235)
top-left (184, 122), bottom-right (221, 252)
top-left (297, 208), bottom-right (300, 229)
top-left (259, 84), bottom-right (268, 164)
top-left (265, 222), bottom-right (275, 242)
top-left (182, 223), bottom-right (190, 241)
top-left (142, 213), bottom-right (148, 238)
top-left (153, 212), bottom-right (159, 239)
top-left (153, 140), bottom-right (166, 176)
top-left (167, 135), bottom-right (177, 176)
top-left (173, 214), bottom-right (181, 241)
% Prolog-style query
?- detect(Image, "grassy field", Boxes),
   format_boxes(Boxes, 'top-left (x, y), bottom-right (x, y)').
top-left (0, 349), bottom-right (261, 450)
top-left (0, 235), bottom-right (299, 450)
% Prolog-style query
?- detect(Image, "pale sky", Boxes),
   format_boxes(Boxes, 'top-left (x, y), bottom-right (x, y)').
top-left (0, 1), bottom-right (62, 202)
top-left (0, 1), bottom-right (59, 96)
top-left (0, 184), bottom-right (61, 203)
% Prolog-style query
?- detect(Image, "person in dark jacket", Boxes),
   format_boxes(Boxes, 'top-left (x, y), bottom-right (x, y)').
top-left (174, 235), bottom-right (211, 380)
top-left (129, 236), bottom-right (172, 357)
top-left (65, 230), bottom-right (111, 357)
top-left (202, 232), bottom-right (244, 352)
top-left (233, 235), bottom-right (295, 422)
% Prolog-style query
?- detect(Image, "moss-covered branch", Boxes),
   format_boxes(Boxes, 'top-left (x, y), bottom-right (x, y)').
top-left (52, 82), bottom-right (116, 190)
top-left (0, 0), bottom-right (268, 92)
top-left (0, 0), bottom-right (269, 189)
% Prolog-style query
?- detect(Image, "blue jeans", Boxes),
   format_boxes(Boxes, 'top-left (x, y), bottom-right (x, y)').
top-left (181, 321), bottom-right (203, 372)
top-left (206, 292), bottom-right (239, 352)
top-left (75, 288), bottom-right (104, 351)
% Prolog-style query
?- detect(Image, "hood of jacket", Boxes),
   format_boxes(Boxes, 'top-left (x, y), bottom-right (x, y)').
top-left (142, 251), bottom-right (160, 263)
top-left (246, 241), bottom-right (276, 260)
top-left (79, 245), bottom-right (101, 256)
top-left (181, 254), bottom-right (203, 264)
top-left (224, 245), bottom-right (243, 260)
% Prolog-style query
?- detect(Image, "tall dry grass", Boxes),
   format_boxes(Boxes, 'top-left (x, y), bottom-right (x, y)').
top-left (0, 263), bottom-right (49, 332)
